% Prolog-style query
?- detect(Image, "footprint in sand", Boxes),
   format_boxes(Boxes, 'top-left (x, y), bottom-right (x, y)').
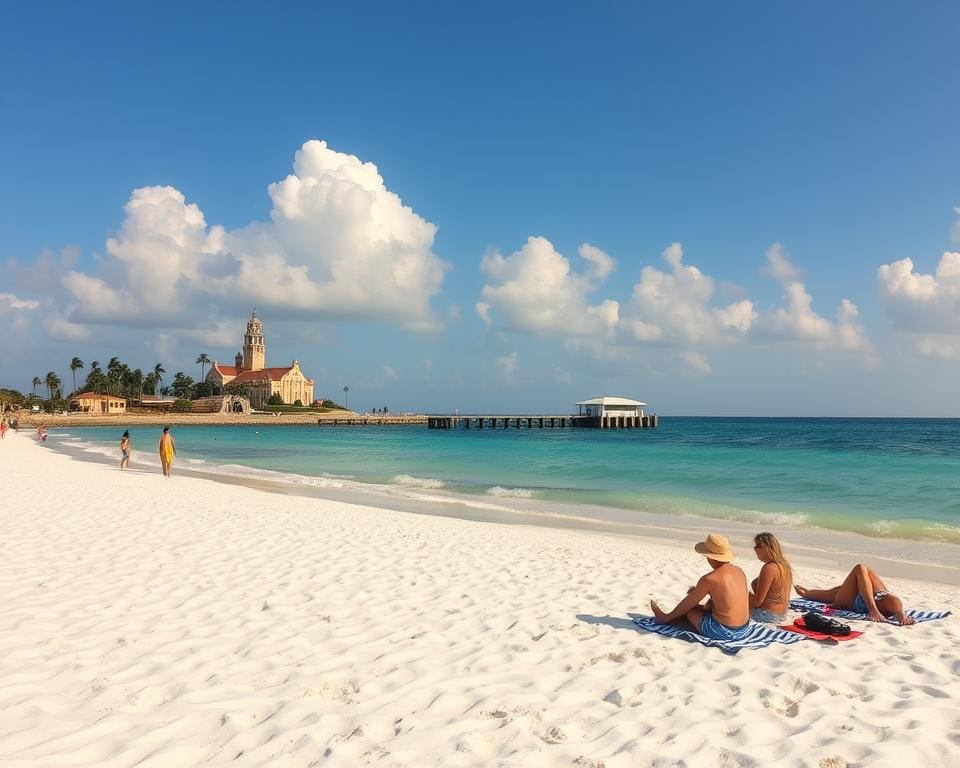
top-left (301, 679), bottom-right (360, 703)
top-left (757, 688), bottom-right (800, 718)
top-left (330, 725), bottom-right (364, 744)
top-left (539, 725), bottom-right (566, 744)
top-left (573, 759), bottom-right (605, 768)
top-left (819, 759), bottom-right (848, 768)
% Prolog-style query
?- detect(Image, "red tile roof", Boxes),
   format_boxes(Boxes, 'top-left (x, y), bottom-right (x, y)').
top-left (231, 367), bottom-right (295, 383)
top-left (213, 365), bottom-right (241, 376)
top-left (73, 392), bottom-right (122, 401)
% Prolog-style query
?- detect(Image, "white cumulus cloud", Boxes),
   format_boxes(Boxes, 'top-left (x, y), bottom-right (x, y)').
top-left (621, 243), bottom-right (756, 345)
top-left (0, 292), bottom-right (40, 311)
top-left (42, 314), bottom-right (91, 342)
top-left (478, 237), bottom-right (619, 337)
top-left (877, 250), bottom-right (960, 358)
top-left (53, 140), bottom-right (447, 336)
top-left (757, 244), bottom-right (870, 353)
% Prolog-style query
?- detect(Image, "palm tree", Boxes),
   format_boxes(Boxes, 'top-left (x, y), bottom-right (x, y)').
top-left (132, 368), bottom-right (144, 402)
top-left (107, 357), bottom-right (122, 396)
top-left (154, 363), bottom-right (165, 390)
top-left (118, 364), bottom-right (132, 398)
top-left (45, 371), bottom-right (61, 401)
top-left (196, 353), bottom-right (211, 383)
top-left (32, 376), bottom-right (41, 397)
top-left (69, 357), bottom-right (84, 395)
top-left (85, 361), bottom-right (105, 394)
top-left (343, 385), bottom-right (349, 410)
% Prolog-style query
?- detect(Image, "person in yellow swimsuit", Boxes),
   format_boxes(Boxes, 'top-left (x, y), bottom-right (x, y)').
top-left (158, 426), bottom-right (176, 477)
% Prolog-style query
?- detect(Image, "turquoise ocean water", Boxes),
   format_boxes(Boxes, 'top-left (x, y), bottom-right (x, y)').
top-left (51, 418), bottom-right (960, 544)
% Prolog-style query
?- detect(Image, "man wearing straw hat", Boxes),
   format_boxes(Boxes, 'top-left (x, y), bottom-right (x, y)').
top-left (650, 533), bottom-right (751, 640)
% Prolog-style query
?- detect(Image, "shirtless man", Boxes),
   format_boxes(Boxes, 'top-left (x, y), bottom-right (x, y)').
top-left (795, 563), bottom-right (915, 626)
top-left (650, 533), bottom-right (751, 640)
top-left (158, 426), bottom-right (176, 477)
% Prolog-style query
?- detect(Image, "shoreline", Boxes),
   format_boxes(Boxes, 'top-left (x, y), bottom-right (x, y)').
top-left (14, 411), bottom-right (427, 428)
top-left (45, 426), bottom-right (960, 585)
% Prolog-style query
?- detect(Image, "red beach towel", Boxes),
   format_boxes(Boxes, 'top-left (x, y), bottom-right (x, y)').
top-left (779, 616), bottom-right (863, 642)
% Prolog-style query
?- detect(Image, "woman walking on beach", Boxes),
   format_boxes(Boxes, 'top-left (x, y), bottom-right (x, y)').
top-left (748, 532), bottom-right (792, 622)
top-left (120, 430), bottom-right (131, 470)
top-left (795, 563), bottom-right (916, 625)
top-left (158, 426), bottom-right (176, 477)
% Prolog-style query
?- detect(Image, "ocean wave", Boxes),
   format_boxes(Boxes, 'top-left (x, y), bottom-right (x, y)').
top-left (741, 509), bottom-right (811, 527)
top-left (486, 486), bottom-right (535, 498)
top-left (869, 519), bottom-right (900, 536)
top-left (921, 522), bottom-right (960, 543)
top-left (392, 474), bottom-right (446, 489)
top-left (201, 462), bottom-right (346, 489)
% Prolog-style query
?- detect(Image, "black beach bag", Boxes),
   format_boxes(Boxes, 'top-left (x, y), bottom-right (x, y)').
top-left (801, 611), bottom-right (852, 636)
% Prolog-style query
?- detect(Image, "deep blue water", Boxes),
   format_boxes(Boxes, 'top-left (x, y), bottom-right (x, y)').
top-left (53, 418), bottom-right (960, 543)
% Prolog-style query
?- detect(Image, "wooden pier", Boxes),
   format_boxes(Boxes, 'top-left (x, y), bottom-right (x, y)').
top-left (427, 414), bottom-right (658, 429)
top-left (318, 415), bottom-right (427, 426)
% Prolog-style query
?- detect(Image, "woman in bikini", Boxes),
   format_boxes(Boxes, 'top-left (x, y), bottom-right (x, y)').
top-left (120, 430), bottom-right (131, 470)
top-left (795, 563), bottom-right (915, 625)
top-left (748, 532), bottom-right (793, 623)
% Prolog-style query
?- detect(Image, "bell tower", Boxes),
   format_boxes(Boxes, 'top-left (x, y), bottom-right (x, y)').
top-left (242, 309), bottom-right (265, 370)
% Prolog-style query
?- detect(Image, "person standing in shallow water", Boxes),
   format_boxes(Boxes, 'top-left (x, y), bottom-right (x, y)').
top-left (120, 430), bottom-right (131, 470)
top-left (158, 426), bottom-right (176, 477)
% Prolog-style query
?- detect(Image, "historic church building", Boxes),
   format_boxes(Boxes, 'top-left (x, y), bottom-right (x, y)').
top-left (207, 311), bottom-right (315, 409)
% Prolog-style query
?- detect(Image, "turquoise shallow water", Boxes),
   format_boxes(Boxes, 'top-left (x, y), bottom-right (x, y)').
top-left (53, 418), bottom-right (960, 544)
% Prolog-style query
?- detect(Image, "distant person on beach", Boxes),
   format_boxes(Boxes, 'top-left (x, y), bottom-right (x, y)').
top-left (37, 426), bottom-right (47, 443)
top-left (0, 419), bottom-right (7, 439)
top-left (795, 563), bottom-right (915, 625)
top-left (120, 430), bottom-right (131, 470)
top-left (158, 426), bottom-right (176, 477)
top-left (650, 532), bottom-right (751, 639)
top-left (748, 532), bottom-right (793, 623)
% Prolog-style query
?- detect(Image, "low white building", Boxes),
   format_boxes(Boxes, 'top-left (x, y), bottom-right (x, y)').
top-left (576, 396), bottom-right (647, 419)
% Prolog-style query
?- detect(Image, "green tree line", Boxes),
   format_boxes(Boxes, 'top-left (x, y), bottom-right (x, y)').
top-left (10, 353), bottom-right (249, 411)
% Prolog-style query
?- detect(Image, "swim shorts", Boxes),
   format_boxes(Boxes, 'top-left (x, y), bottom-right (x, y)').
top-left (698, 613), bottom-right (751, 640)
top-left (853, 591), bottom-right (889, 614)
top-left (750, 607), bottom-right (787, 624)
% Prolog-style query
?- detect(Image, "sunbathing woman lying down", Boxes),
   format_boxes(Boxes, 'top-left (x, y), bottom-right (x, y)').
top-left (795, 563), bottom-right (915, 625)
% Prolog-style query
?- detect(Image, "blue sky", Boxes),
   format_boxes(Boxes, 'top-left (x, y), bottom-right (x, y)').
top-left (2, 2), bottom-right (959, 415)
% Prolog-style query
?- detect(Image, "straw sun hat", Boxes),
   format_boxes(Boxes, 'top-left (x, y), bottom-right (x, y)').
top-left (694, 532), bottom-right (734, 562)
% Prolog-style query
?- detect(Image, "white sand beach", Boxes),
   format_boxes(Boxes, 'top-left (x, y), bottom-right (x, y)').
top-left (2, 431), bottom-right (959, 768)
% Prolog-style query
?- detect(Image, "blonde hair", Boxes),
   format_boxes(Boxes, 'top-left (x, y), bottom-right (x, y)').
top-left (754, 532), bottom-right (793, 583)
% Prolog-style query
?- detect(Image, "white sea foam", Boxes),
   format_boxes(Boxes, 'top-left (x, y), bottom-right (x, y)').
top-left (392, 474), bottom-right (446, 489)
top-left (200, 462), bottom-right (346, 489)
top-left (869, 519), bottom-right (900, 536)
top-left (742, 509), bottom-right (811, 527)
top-left (486, 486), bottom-right (535, 498)
top-left (921, 522), bottom-right (960, 542)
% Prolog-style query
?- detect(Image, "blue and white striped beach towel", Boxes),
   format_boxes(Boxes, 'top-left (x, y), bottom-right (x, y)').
top-left (631, 616), bottom-right (807, 654)
top-left (789, 598), bottom-right (951, 625)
